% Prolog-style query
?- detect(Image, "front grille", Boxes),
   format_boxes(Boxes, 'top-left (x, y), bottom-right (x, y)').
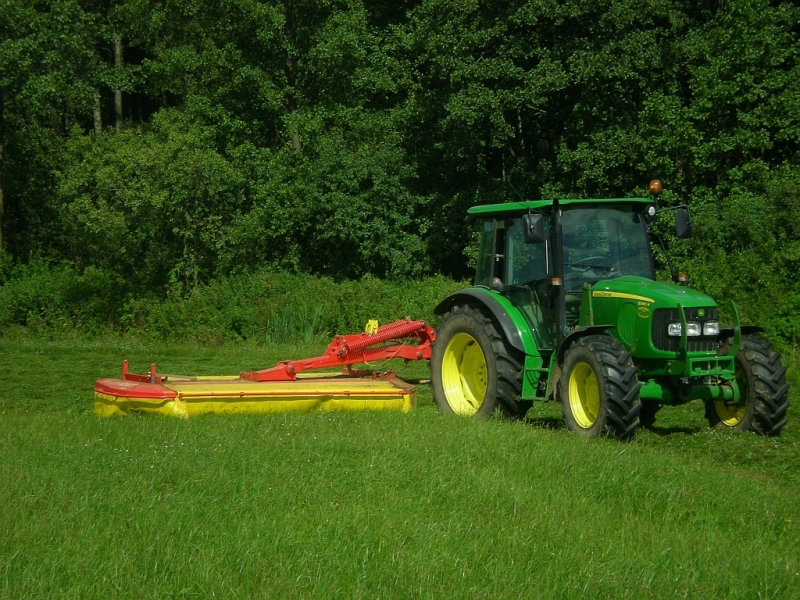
top-left (651, 307), bottom-right (718, 353)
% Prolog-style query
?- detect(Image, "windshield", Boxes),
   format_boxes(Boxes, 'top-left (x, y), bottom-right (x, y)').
top-left (561, 205), bottom-right (653, 290)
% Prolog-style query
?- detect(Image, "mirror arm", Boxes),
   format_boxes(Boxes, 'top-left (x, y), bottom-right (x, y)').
top-left (648, 230), bottom-right (677, 282)
top-left (655, 203), bottom-right (692, 239)
top-left (654, 203), bottom-right (689, 215)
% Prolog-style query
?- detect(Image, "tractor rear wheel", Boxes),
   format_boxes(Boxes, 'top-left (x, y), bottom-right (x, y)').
top-left (431, 305), bottom-right (530, 419)
top-left (705, 336), bottom-right (789, 436)
top-left (559, 335), bottom-right (641, 439)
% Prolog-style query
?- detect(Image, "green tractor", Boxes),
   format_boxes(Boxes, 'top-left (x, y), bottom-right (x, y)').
top-left (430, 182), bottom-right (789, 438)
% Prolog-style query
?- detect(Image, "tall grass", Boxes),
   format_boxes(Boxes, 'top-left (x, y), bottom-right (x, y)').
top-left (0, 338), bottom-right (798, 598)
top-left (0, 265), bottom-right (463, 344)
top-left (3, 260), bottom-right (798, 355)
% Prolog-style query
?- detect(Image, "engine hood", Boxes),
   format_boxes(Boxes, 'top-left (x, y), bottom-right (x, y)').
top-left (591, 276), bottom-right (716, 309)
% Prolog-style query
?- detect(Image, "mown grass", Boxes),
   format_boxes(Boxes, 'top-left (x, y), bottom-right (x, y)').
top-left (1, 338), bottom-right (799, 599)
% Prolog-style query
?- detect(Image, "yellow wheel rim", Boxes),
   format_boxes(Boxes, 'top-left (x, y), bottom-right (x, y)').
top-left (568, 362), bottom-right (601, 429)
top-left (441, 333), bottom-right (488, 416)
top-left (714, 364), bottom-right (747, 426)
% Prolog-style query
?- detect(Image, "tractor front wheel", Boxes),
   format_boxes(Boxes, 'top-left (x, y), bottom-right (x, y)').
top-left (559, 335), bottom-right (641, 439)
top-left (431, 305), bottom-right (529, 419)
top-left (705, 336), bottom-right (789, 436)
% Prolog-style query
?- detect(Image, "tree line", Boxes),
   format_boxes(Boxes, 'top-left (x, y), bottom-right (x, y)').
top-left (0, 0), bottom-right (798, 340)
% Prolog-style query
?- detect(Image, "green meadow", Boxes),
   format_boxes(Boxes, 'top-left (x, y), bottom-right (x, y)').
top-left (3, 2), bottom-right (800, 597)
top-left (1, 338), bottom-right (798, 599)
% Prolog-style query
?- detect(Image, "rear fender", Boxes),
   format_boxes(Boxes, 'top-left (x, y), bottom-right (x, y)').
top-left (434, 289), bottom-right (539, 357)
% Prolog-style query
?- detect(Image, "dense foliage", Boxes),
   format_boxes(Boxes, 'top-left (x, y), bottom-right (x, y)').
top-left (0, 264), bottom-right (463, 342)
top-left (1, 0), bottom-right (798, 343)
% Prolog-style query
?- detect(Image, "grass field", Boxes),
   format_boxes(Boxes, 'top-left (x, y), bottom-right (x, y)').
top-left (1, 337), bottom-right (799, 599)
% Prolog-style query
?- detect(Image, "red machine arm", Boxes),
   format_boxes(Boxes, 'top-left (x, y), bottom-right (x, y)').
top-left (240, 319), bottom-right (436, 382)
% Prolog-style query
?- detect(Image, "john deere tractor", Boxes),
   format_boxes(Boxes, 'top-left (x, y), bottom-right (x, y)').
top-left (430, 182), bottom-right (789, 438)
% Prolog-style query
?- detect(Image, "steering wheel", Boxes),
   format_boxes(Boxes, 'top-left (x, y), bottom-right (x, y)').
top-left (567, 256), bottom-right (610, 271)
top-left (518, 277), bottom-right (549, 288)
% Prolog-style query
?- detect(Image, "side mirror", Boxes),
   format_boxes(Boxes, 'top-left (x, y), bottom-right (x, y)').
top-left (522, 214), bottom-right (545, 244)
top-left (675, 208), bottom-right (692, 239)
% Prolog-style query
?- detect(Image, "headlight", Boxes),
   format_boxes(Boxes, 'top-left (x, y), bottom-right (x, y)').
top-left (667, 322), bottom-right (702, 336)
top-left (703, 321), bottom-right (719, 336)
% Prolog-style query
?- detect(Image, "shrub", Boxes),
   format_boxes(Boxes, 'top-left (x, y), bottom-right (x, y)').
top-left (125, 270), bottom-right (464, 343)
top-left (0, 264), bottom-right (463, 342)
top-left (0, 261), bottom-right (125, 335)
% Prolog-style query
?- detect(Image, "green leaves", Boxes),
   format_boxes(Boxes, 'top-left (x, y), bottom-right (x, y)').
top-left (58, 110), bottom-right (247, 290)
top-left (1, 0), bottom-right (799, 346)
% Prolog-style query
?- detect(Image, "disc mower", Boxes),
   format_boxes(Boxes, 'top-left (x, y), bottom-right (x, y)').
top-left (94, 320), bottom-right (435, 417)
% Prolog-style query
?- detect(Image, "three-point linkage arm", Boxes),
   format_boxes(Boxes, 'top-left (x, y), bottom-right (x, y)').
top-left (240, 319), bottom-right (436, 382)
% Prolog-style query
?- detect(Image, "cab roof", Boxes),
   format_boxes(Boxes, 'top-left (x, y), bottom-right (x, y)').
top-left (467, 197), bottom-right (652, 218)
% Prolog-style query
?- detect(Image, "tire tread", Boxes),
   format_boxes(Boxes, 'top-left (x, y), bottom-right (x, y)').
top-left (705, 336), bottom-right (789, 436)
top-left (560, 335), bottom-right (641, 440)
top-left (432, 304), bottom-right (530, 420)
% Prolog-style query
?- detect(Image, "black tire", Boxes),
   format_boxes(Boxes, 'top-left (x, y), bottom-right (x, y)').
top-left (431, 304), bottom-right (530, 419)
top-left (639, 402), bottom-right (662, 429)
top-left (705, 336), bottom-right (789, 436)
top-left (559, 335), bottom-right (641, 439)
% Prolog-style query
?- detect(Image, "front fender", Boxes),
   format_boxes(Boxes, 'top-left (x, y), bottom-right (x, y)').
top-left (717, 301), bottom-right (762, 357)
top-left (718, 325), bottom-right (763, 340)
top-left (557, 325), bottom-right (616, 364)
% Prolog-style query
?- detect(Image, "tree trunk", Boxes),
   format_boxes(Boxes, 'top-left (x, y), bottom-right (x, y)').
top-left (114, 34), bottom-right (123, 133)
top-left (0, 92), bottom-right (4, 254)
top-left (290, 110), bottom-right (301, 151)
top-left (93, 89), bottom-right (102, 132)
top-left (283, 1), bottom-right (303, 152)
top-left (285, 52), bottom-right (301, 151)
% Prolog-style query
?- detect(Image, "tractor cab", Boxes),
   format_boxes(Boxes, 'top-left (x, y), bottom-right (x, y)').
top-left (471, 200), bottom-right (657, 350)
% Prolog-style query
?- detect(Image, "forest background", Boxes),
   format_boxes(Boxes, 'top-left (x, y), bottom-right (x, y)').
top-left (1, 0), bottom-right (799, 349)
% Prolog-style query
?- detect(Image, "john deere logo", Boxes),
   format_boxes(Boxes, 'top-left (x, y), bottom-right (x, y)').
top-left (637, 306), bottom-right (651, 318)
top-left (698, 309), bottom-right (706, 317)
